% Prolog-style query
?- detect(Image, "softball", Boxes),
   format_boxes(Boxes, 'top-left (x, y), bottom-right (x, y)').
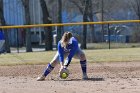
top-left (61, 72), bottom-right (68, 79)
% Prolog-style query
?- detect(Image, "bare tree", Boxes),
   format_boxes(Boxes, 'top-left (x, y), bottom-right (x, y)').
top-left (80, 0), bottom-right (89, 49)
top-left (45, 0), bottom-right (63, 48)
top-left (21, 0), bottom-right (32, 52)
top-left (128, 0), bottom-right (140, 19)
top-left (128, 0), bottom-right (140, 42)
top-left (67, 0), bottom-right (97, 48)
top-left (88, 0), bottom-right (97, 43)
top-left (0, 0), bottom-right (11, 53)
top-left (57, 0), bottom-right (63, 45)
top-left (40, 0), bottom-right (53, 50)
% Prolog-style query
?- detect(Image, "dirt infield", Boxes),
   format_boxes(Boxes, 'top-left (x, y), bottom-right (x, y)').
top-left (0, 62), bottom-right (140, 93)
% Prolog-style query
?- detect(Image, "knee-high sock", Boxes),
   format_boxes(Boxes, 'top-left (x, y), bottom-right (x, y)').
top-left (80, 60), bottom-right (87, 74)
top-left (43, 63), bottom-right (54, 76)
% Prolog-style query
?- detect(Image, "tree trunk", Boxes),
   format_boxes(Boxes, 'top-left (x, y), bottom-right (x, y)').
top-left (129, 0), bottom-right (140, 42)
top-left (81, 15), bottom-right (87, 49)
top-left (21, 0), bottom-right (32, 52)
top-left (81, 0), bottom-right (89, 49)
top-left (40, 0), bottom-right (53, 51)
top-left (88, 0), bottom-right (97, 43)
top-left (57, 0), bottom-right (63, 45)
top-left (0, 0), bottom-right (11, 53)
top-left (68, 0), bottom-right (97, 44)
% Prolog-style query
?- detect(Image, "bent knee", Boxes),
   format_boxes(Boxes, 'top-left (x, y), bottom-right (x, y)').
top-left (79, 53), bottom-right (86, 61)
top-left (50, 60), bottom-right (58, 67)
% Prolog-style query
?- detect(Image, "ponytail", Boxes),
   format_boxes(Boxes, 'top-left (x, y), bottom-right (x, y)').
top-left (61, 32), bottom-right (72, 48)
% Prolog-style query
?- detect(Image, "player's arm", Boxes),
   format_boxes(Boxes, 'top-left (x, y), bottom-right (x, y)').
top-left (58, 41), bottom-right (64, 65)
top-left (64, 41), bottom-right (78, 67)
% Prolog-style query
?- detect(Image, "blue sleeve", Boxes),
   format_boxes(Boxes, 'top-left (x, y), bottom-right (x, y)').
top-left (58, 41), bottom-right (64, 63)
top-left (66, 41), bottom-right (78, 66)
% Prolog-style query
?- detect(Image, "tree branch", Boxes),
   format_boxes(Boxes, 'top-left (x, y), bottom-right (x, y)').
top-left (68, 0), bottom-right (83, 14)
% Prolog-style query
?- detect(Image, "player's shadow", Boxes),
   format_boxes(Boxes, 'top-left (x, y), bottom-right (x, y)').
top-left (56, 77), bottom-right (104, 81)
top-left (87, 77), bottom-right (104, 81)
top-left (52, 76), bottom-right (104, 81)
top-left (69, 77), bottom-right (104, 81)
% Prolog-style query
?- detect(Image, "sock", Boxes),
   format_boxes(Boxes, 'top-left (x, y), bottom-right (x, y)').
top-left (80, 60), bottom-right (87, 75)
top-left (43, 63), bottom-right (54, 76)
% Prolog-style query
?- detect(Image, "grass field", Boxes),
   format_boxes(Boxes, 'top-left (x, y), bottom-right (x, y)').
top-left (87, 43), bottom-right (140, 49)
top-left (0, 47), bottom-right (140, 66)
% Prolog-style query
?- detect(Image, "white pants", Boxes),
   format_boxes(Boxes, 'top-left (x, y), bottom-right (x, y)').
top-left (50, 47), bottom-right (86, 67)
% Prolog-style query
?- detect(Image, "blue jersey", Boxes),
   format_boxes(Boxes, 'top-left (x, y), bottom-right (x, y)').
top-left (58, 37), bottom-right (78, 64)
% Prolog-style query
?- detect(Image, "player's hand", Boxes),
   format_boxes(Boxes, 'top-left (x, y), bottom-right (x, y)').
top-left (64, 59), bottom-right (69, 66)
top-left (59, 67), bottom-right (69, 78)
top-left (59, 66), bottom-right (68, 73)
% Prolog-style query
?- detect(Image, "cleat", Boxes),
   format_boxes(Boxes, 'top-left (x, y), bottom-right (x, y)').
top-left (82, 74), bottom-right (88, 80)
top-left (37, 75), bottom-right (46, 81)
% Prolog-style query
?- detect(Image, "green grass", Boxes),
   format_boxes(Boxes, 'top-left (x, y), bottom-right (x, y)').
top-left (86, 47), bottom-right (140, 62)
top-left (87, 43), bottom-right (140, 49)
top-left (0, 48), bottom-right (140, 66)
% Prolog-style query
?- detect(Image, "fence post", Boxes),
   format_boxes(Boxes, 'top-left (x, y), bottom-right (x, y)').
top-left (108, 24), bottom-right (111, 49)
top-left (17, 28), bottom-right (19, 53)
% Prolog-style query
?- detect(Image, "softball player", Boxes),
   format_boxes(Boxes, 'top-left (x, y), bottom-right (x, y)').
top-left (37, 32), bottom-right (88, 81)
